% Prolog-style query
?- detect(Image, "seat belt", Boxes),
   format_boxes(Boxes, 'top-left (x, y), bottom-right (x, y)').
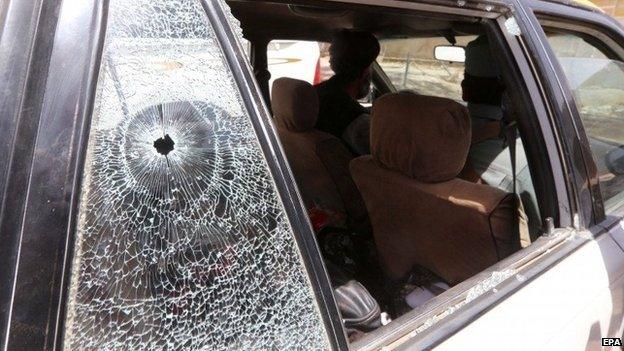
top-left (502, 120), bottom-right (517, 196)
top-left (501, 92), bottom-right (518, 195)
top-left (502, 115), bottom-right (530, 247)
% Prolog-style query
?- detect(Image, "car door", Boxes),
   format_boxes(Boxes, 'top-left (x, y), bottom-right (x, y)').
top-left (433, 2), bottom-right (624, 350)
top-left (0, 0), bottom-right (346, 350)
top-left (3, 1), bottom-right (624, 350)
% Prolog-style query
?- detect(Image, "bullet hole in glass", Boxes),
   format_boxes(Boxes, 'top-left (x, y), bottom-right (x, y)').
top-left (153, 134), bottom-right (175, 155)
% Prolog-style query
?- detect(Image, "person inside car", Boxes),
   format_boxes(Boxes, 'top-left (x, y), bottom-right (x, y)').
top-left (315, 29), bottom-right (380, 155)
top-left (462, 35), bottom-right (539, 240)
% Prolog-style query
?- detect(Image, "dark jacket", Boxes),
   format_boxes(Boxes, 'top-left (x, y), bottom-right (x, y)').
top-left (314, 76), bottom-right (368, 138)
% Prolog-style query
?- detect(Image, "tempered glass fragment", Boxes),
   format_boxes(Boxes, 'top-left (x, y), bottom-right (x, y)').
top-left (504, 17), bottom-right (522, 37)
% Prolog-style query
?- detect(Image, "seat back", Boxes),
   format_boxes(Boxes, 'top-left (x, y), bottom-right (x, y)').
top-left (350, 93), bottom-right (522, 284)
top-left (271, 78), bottom-right (368, 230)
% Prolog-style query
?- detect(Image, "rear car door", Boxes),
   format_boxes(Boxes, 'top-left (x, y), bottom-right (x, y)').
top-left (0, 0), bottom-right (345, 349)
top-left (435, 1), bottom-right (624, 350)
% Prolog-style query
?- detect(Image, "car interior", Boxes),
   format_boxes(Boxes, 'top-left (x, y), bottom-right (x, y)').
top-left (227, 0), bottom-right (556, 342)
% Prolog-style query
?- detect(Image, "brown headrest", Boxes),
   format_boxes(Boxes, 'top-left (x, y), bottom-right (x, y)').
top-left (371, 93), bottom-right (471, 183)
top-left (271, 78), bottom-right (319, 132)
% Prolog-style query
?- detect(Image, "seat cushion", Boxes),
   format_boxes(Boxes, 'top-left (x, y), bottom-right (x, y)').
top-left (272, 78), bottom-right (369, 233)
top-left (279, 129), bottom-right (346, 216)
top-left (351, 156), bottom-right (521, 284)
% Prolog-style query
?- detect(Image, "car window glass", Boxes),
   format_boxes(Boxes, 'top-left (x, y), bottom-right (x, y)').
top-left (62, 0), bottom-right (331, 349)
top-left (545, 32), bottom-right (624, 210)
top-left (377, 35), bottom-right (476, 101)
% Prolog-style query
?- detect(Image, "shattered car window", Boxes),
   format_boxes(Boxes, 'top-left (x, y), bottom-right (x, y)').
top-left (63, 0), bottom-right (330, 350)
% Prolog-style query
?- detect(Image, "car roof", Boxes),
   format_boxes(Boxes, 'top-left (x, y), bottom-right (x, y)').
top-left (227, 0), bottom-right (601, 42)
top-left (228, 1), bottom-right (483, 41)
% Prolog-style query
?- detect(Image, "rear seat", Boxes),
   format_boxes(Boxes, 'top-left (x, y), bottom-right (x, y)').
top-left (271, 78), bottom-right (369, 234)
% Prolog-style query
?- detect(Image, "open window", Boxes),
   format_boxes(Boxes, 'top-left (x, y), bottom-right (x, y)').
top-left (230, 1), bottom-right (561, 348)
top-left (266, 39), bottom-right (385, 105)
top-left (376, 35), bottom-right (476, 100)
top-left (267, 40), bottom-right (331, 89)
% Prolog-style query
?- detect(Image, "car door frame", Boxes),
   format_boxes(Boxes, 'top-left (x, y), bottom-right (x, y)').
top-left (441, 0), bottom-right (624, 347)
top-left (320, 0), bottom-right (620, 349)
top-left (521, 5), bottom-right (624, 341)
top-left (524, 0), bottom-right (624, 231)
top-left (3, 0), bottom-right (622, 350)
top-left (0, 0), bottom-right (108, 349)
top-left (0, 0), bottom-right (60, 346)
top-left (426, 4), bottom-right (624, 349)
top-left (522, 0), bottom-right (624, 266)
top-left (518, 0), bottom-right (624, 229)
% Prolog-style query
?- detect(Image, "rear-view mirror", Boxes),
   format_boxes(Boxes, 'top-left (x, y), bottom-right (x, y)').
top-left (434, 45), bottom-right (466, 63)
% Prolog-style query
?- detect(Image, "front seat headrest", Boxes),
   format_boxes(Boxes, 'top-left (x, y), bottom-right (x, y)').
top-left (271, 78), bottom-right (319, 132)
top-left (371, 93), bottom-right (471, 183)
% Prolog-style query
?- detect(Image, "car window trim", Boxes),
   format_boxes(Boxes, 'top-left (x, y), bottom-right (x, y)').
top-left (285, 0), bottom-right (503, 19)
top-left (54, 2), bottom-right (109, 348)
top-left (541, 18), bottom-right (624, 220)
top-left (489, 14), bottom-right (571, 228)
top-left (539, 20), bottom-right (624, 60)
top-left (0, 0), bottom-right (108, 349)
top-left (0, 0), bottom-right (52, 344)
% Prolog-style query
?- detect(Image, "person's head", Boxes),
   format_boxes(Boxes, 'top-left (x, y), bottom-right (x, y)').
top-left (329, 29), bottom-right (380, 99)
top-left (461, 35), bottom-right (505, 106)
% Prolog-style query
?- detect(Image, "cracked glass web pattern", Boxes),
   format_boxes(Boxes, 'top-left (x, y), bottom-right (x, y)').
top-left (63, 1), bottom-right (330, 350)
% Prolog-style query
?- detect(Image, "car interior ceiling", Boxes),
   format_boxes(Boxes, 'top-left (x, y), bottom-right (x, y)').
top-left (227, 0), bottom-right (550, 341)
top-left (230, 0), bottom-right (484, 105)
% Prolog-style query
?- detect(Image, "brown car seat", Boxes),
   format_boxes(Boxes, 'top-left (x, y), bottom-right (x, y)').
top-left (271, 77), bottom-right (369, 233)
top-left (350, 93), bottom-right (523, 285)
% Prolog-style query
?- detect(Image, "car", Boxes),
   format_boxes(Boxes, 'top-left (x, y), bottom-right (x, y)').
top-left (1, 0), bottom-right (624, 350)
